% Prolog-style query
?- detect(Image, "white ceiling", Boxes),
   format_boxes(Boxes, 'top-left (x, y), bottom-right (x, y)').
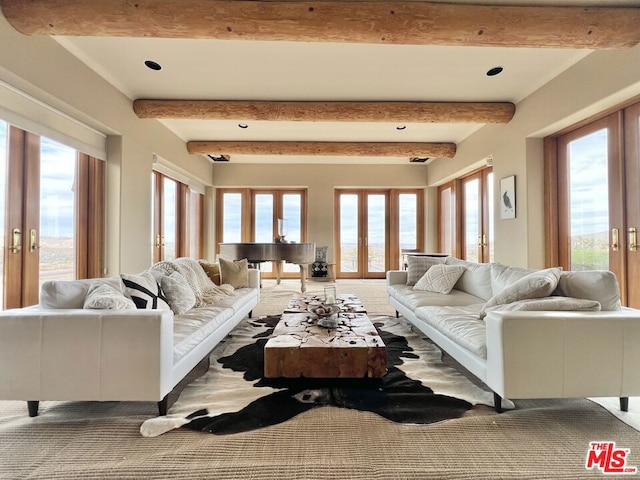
top-left (50, 0), bottom-right (637, 164)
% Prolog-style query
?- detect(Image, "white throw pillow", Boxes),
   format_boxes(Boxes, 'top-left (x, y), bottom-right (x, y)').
top-left (413, 264), bottom-right (466, 294)
top-left (406, 256), bottom-right (446, 286)
top-left (83, 281), bottom-right (136, 310)
top-left (160, 272), bottom-right (196, 315)
top-left (480, 267), bottom-right (562, 319)
top-left (484, 296), bottom-right (601, 314)
top-left (121, 272), bottom-right (171, 311)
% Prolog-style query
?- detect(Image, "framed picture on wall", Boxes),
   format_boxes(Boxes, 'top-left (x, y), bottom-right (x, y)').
top-left (500, 175), bottom-right (516, 219)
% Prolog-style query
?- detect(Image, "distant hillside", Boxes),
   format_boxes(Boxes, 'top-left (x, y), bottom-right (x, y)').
top-left (570, 231), bottom-right (608, 271)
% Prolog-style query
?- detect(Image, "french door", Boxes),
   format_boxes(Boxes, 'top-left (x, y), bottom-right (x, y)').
top-left (624, 103), bottom-right (640, 307)
top-left (336, 189), bottom-right (423, 279)
top-left (461, 170), bottom-right (493, 262)
top-left (552, 102), bottom-right (640, 307)
top-left (1, 122), bottom-right (101, 309)
top-left (216, 189), bottom-right (306, 278)
top-left (438, 167), bottom-right (493, 261)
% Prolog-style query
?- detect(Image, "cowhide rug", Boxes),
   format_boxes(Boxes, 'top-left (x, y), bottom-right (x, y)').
top-left (141, 316), bottom-right (510, 437)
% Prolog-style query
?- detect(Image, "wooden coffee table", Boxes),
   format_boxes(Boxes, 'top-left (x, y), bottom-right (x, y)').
top-left (264, 294), bottom-right (387, 379)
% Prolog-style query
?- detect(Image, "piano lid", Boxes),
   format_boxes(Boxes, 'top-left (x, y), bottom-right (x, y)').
top-left (219, 242), bottom-right (316, 264)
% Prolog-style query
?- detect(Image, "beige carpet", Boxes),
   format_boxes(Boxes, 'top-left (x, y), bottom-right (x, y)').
top-left (1, 279), bottom-right (640, 479)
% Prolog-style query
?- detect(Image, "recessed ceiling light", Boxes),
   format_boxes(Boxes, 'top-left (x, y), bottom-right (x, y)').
top-left (238, 123), bottom-right (249, 129)
top-left (486, 66), bottom-right (504, 77)
top-left (144, 60), bottom-right (162, 71)
top-left (396, 125), bottom-right (407, 130)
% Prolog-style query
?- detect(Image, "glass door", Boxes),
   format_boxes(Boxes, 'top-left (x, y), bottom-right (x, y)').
top-left (336, 189), bottom-right (417, 279)
top-left (365, 193), bottom-right (387, 277)
top-left (557, 113), bottom-right (625, 301)
top-left (337, 192), bottom-right (360, 278)
top-left (624, 103), bottom-right (640, 307)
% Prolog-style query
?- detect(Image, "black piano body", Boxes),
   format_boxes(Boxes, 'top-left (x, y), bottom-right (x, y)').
top-left (219, 242), bottom-right (316, 292)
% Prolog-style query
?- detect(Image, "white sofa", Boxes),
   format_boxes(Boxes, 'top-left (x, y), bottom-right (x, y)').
top-left (0, 261), bottom-right (260, 417)
top-left (387, 257), bottom-right (640, 412)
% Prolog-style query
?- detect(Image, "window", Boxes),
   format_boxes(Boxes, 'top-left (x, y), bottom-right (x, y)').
top-left (546, 99), bottom-right (640, 307)
top-left (1, 121), bottom-right (104, 309)
top-left (152, 171), bottom-right (203, 262)
top-left (216, 189), bottom-right (307, 278)
top-left (438, 167), bottom-right (493, 262)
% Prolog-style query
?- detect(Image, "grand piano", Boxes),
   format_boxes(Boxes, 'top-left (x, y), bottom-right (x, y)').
top-left (219, 242), bottom-right (316, 292)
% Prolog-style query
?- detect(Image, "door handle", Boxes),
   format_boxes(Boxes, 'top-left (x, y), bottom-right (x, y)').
top-left (9, 228), bottom-right (21, 254)
top-left (29, 228), bottom-right (39, 253)
top-left (611, 228), bottom-right (620, 251)
top-left (629, 227), bottom-right (637, 252)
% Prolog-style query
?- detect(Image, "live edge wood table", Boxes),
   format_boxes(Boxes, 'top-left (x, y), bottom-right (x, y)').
top-left (264, 294), bottom-right (387, 379)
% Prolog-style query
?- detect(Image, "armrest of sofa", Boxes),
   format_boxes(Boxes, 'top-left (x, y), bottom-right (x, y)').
top-left (484, 310), bottom-right (640, 400)
top-left (248, 268), bottom-right (260, 289)
top-left (386, 270), bottom-right (407, 286)
top-left (0, 308), bottom-right (174, 402)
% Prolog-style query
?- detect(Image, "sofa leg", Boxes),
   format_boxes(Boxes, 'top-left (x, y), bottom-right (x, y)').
top-left (493, 392), bottom-right (503, 413)
top-left (395, 310), bottom-right (399, 318)
top-left (27, 401), bottom-right (39, 417)
top-left (248, 310), bottom-right (253, 319)
top-left (620, 397), bottom-right (629, 412)
top-left (158, 396), bottom-right (168, 416)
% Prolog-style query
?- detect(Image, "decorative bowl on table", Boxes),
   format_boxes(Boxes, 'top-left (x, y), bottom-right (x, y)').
top-left (308, 304), bottom-right (340, 328)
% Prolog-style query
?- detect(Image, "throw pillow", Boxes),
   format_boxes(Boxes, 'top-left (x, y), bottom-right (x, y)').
top-left (121, 271), bottom-right (171, 310)
top-left (83, 281), bottom-right (136, 310)
top-left (406, 255), bottom-right (446, 286)
top-left (199, 261), bottom-right (221, 286)
top-left (490, 262), bottom-right (536, 296)
top-left (480, 267), bottom-right (562, 319)
top-left (160, 272), bottom-right (196, 315)
top-left (413, 264), bottom-right (466, 294)
top-left (219, 257), bottom-right (249, 289)
top-left (484, 296), bottom-right (601, 314)
top-left (444, 257), bottom-right (493, 300)
top-left (553, 270), bottom-right (622, 311)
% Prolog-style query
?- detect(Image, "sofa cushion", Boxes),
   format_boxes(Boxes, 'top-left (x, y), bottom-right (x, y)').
top-left (553, 270), bottom-right (621, 311)
top-left (490, 262), bottom-right (536, 296)
top-left (214, 287), bottom-right (259, 313)
top-left (121, 272), bottom-right (171, 311)
top-left (444, 257), bottom-right (493, 300)
top-left (406, 255), bottom-right (446, 286)
top-left (414, 264), bottom-right (466, 294)
top-left (485, 296), bottom-right (601, 314)
top-left (83, 281), bottom-right (136, 310)
top-left (160, 272), bottom-right (197, 315)
top-left (219, 257), bottom-right (249, 289)
top-left (415, 305), bottom-right (487, 358)
top-left (173, 306), bottom-right (235, 362)
top-left (480, 267), bottom-right (561, 319)
top-left (40, 277), bottom-right (122, 309)
top-left (388, 284), bottom-right (485, 309)
top-left (199, 260), bottom-right (221, 286)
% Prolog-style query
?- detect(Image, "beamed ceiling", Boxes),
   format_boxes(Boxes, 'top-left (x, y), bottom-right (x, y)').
top-left (1, 0), bottom-right (639, 165)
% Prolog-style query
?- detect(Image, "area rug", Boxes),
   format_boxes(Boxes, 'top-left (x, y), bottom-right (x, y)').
top-left (141, 315), bottom-right (510, 437)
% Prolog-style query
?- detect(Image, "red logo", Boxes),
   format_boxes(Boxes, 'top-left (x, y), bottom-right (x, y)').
top-left (586, 442), bottom-right (637, 475)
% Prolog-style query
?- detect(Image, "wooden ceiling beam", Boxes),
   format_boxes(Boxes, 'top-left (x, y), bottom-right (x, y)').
top-left (2, 0), bottom-right (639, 49)
top-left (134, 100), bottom-right (515, 124)
top-left (187, 141), bottom-right (457, 158)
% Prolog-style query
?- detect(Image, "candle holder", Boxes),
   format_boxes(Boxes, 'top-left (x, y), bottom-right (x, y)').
top-left (324, 285), bottom-right (337, 305)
